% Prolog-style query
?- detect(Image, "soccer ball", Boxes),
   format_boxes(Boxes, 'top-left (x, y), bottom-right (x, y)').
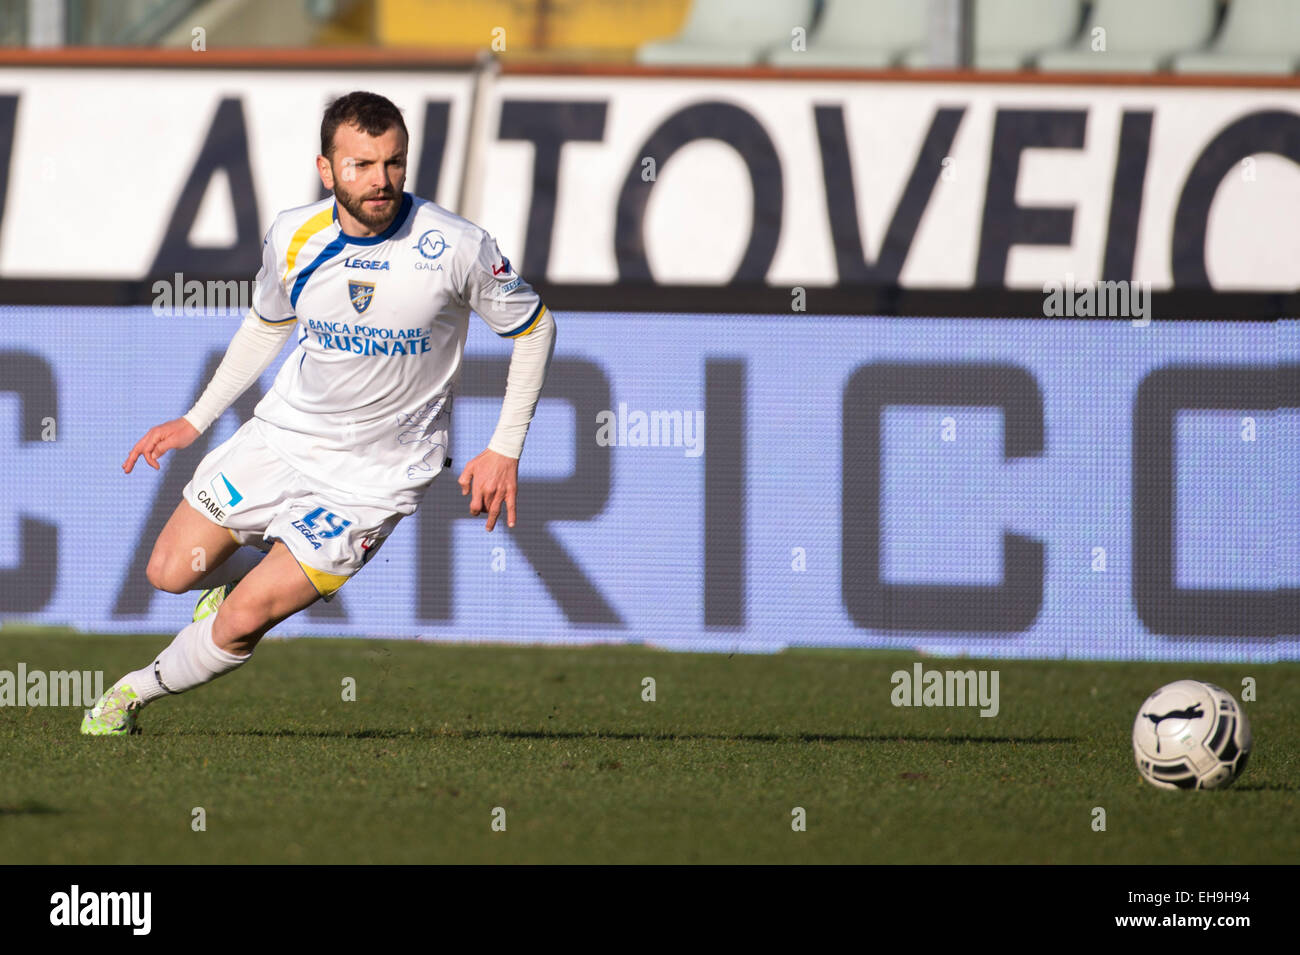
top-left (1132, 680), bottom-right (1251, 790)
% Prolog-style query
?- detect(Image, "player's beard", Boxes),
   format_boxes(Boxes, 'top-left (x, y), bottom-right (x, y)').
top-left (334, 182), bottom-right (399, 232)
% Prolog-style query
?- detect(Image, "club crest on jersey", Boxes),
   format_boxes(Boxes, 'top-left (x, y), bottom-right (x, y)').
top-left (349, 280), bottom-right (375, 314)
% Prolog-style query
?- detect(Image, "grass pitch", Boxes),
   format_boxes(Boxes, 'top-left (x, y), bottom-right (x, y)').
top-left (1, 628), bottom-right (1295, 864)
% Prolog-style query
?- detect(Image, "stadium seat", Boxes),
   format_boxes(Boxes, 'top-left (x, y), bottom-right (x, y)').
top-left (1036, 0), bottom-right (1218, 72)
top-left (1173, 0), bottom-right (1300, 75)
top-left (637, 0), bottom-right (816, 66)
top-left (765, 0), bottom-right (929, 68)
top-left (902, 0), bottom-right (1082, 70)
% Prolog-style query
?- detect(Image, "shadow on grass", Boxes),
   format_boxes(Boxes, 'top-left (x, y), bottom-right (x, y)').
top-left (171, 727), bottom-right (1077, 745)
top-left (1232, 780), bottom-right (1299, 792)
top-left (0, 801), bottom-right (65, 816)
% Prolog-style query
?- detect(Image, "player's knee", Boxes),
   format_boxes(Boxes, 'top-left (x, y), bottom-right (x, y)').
top-left (145, 553), bottom-right (191, 594)
top-left (212, 600), bottom-right (270, 643)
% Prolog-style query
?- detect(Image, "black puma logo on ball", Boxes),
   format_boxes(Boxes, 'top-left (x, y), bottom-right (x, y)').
top-left (1143, 703), bottom-right (1204, 754)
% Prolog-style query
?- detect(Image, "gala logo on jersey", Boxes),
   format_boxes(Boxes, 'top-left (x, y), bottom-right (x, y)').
top-left (415, 229), bottom-right (449, 260)
top-left (349, 280), bottom-right (375, 314)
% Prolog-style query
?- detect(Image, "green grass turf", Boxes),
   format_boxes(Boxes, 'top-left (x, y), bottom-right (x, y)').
top-left (0, 627), bottom-right (1295, 864)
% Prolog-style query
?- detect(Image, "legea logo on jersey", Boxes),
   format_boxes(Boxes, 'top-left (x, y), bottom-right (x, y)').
top-left (345, 257), bottom-right (390, 271)
top-left (349, 281), bottom-right (375, 314)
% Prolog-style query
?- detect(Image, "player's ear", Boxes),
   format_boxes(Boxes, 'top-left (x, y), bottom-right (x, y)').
top-left (316, 154), bottom-right (334, 190)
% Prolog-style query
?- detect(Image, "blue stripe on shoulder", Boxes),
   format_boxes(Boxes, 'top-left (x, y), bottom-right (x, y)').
top-left (499, 300), bottom-right (545, 338)
top-left (257, 307), bottom-right (296, 325)
top-left (290, 234), bottom-right (349, 308)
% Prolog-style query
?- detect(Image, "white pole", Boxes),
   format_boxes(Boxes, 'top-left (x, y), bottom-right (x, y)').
top-left (456, 49), bottom-right (501, 221)
top-left (27, 0), bottom-right (66, 48)
top-left (928, 0), bottom-right (973, 68)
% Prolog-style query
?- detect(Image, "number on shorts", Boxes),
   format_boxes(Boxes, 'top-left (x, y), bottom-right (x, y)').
top-left (301, 506), bottom-right (353, 539)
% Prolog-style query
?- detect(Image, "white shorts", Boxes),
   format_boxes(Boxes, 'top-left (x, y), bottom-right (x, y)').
top-left (182, 419), bottom-right (404, 600)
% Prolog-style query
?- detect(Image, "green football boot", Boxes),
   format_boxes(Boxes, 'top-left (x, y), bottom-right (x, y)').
top-left (80, 682), bottom-right (143, 736)
top-left (193, 581), bottom-right (238, 622)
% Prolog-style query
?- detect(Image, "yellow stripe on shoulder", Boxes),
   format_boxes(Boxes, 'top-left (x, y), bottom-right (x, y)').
top-left (515, 304), bottom-right (547, 337)
top-left (252, 306), bottom-right (295, 326)
top-left (281, 206), bottom-right (335, 281)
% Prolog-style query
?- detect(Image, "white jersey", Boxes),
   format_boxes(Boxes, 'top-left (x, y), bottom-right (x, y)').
top-left (249, 193), bottom-right (547, 514)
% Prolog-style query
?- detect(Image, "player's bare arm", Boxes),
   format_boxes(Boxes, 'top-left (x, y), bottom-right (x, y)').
top-left (458, 449), bottom-right (519, 531)
top-left (457, 248), bottom-right (558, 531)
top-left (124, 304), bottom-right (298, 477)
top-left (123, 417), bottom-right (200, 473)
top-left (458, 304), bottom-right (558, 531)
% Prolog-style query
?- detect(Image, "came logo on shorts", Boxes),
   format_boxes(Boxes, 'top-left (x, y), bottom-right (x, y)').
top-left (196, 472), bottom-right (242, 522)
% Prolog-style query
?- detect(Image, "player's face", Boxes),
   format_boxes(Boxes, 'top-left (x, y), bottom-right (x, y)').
top-left (322, 123), bottom-right (408, 234)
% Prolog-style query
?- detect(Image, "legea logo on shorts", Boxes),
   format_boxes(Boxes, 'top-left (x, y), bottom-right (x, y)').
top-left (209, 473), bottom-right (243, 509)
top-left (292, 507), bottom-right (352, 551)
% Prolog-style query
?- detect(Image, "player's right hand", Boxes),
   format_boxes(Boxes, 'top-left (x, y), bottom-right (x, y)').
top-left (123, 418), bottom-right (200, 473)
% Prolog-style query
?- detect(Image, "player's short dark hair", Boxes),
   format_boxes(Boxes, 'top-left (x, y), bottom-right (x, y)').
top-left (320, 91), bottom-right (408, 158)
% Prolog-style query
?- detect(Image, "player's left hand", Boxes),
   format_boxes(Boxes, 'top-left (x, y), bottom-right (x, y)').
top-left (458, 449), bottom-right (519, 531)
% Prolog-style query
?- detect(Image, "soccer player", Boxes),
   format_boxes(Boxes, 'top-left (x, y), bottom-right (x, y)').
top-left (81, 91), bottom-right (555, 735)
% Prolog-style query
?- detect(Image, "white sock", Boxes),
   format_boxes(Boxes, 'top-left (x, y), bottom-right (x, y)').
top-left (122, 615), bottom-right (251, 705)
top-left (192, 546), bottom-right (266, 591)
